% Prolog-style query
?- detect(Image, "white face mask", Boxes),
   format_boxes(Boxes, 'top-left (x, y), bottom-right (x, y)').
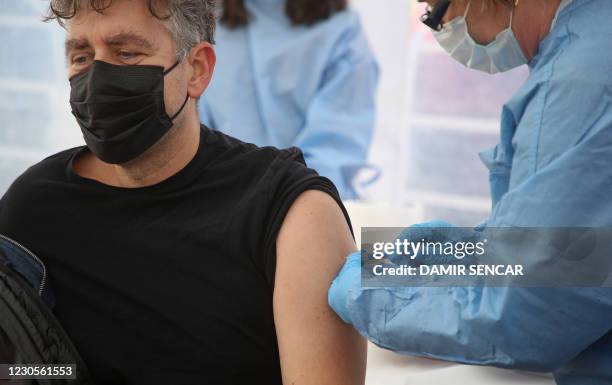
top-left (432, 0), bottom-right (527, 74)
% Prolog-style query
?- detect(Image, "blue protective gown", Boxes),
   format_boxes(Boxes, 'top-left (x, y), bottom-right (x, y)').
top-left (329, 1), bottom-right (612, 383)
top-left (198, 0), bottom-right (379, 199)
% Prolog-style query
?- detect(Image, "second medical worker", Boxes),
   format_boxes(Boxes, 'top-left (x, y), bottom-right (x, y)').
top-left (198, 0), bottom-right (379, 199)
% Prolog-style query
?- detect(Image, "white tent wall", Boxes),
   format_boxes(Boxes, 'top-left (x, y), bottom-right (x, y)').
top-left (0, 0), bottom-right (79, 195)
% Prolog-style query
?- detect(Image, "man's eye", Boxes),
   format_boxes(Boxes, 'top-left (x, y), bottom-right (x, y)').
top-left (72, 55), bottom-right (90, 65)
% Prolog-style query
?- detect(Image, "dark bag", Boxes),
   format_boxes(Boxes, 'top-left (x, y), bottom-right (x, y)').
top-left (0, 235), bottom-right (93, 385)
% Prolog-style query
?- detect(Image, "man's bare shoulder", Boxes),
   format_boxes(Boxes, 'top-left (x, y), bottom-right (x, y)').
top-left (278, 189), bottom-right (355, 259)
top-left (273, 190), bottom-right (366, 385)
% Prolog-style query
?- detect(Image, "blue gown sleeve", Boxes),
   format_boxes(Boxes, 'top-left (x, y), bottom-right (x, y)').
top-left (331, 252), bottom-right (612, 372)
top-left (329, 80), bottom-right (612, 371)
top-left (294, 14), bottom-right (379, 200)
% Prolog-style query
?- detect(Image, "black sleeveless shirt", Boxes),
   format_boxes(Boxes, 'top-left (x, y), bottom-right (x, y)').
top-left (0, 126), bottom-right (349, 385)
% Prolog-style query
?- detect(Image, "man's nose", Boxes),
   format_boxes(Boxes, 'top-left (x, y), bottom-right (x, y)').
top-left (92, 49), bottom-right (115, 65)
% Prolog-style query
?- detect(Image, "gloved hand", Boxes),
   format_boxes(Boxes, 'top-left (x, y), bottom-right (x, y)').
top-left (328, 251), bottom-right (361, 324)
top-left (328, 220), bottom-right (456, 325)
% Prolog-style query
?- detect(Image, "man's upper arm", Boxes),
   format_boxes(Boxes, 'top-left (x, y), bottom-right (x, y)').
top-left (273, 190), bottom-right (366, 385)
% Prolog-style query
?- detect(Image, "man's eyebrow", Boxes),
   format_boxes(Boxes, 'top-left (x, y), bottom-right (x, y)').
top-left (104, 32), bottom-right (155, 49)
top-left (65, 38), bottom-right (90, 56)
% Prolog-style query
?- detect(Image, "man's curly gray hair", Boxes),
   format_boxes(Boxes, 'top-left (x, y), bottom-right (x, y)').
top-left (45, 0), bottom-right (216, 60)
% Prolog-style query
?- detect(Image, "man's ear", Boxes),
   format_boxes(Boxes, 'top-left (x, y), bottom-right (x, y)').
top-left (187, 42), bottom-right (216, 99)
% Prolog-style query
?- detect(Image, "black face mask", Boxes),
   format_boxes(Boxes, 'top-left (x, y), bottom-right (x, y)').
top-left (69, 60), bottom-right (189, 164)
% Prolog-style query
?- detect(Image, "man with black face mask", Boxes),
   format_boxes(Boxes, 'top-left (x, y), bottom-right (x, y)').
top-left (0, 1), bottom-right (366, 384)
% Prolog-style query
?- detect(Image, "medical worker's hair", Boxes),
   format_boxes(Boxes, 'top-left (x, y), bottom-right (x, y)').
top-left (44, 0), bottom-right (216, 60)
top-left (488, 0), bottom-right (515, 7)
top-left (221, 0), bottom-right (347, 28)
top-left (483, 0), bottom-right (517, 8)
top-left (456, 0), bottom-right (516, 8)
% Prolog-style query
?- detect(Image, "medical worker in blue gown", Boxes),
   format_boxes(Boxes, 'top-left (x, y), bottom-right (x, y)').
top-left (198, 0), bottom-right (379, 199)
top-left (329, 0), bottom-right (612, 384)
